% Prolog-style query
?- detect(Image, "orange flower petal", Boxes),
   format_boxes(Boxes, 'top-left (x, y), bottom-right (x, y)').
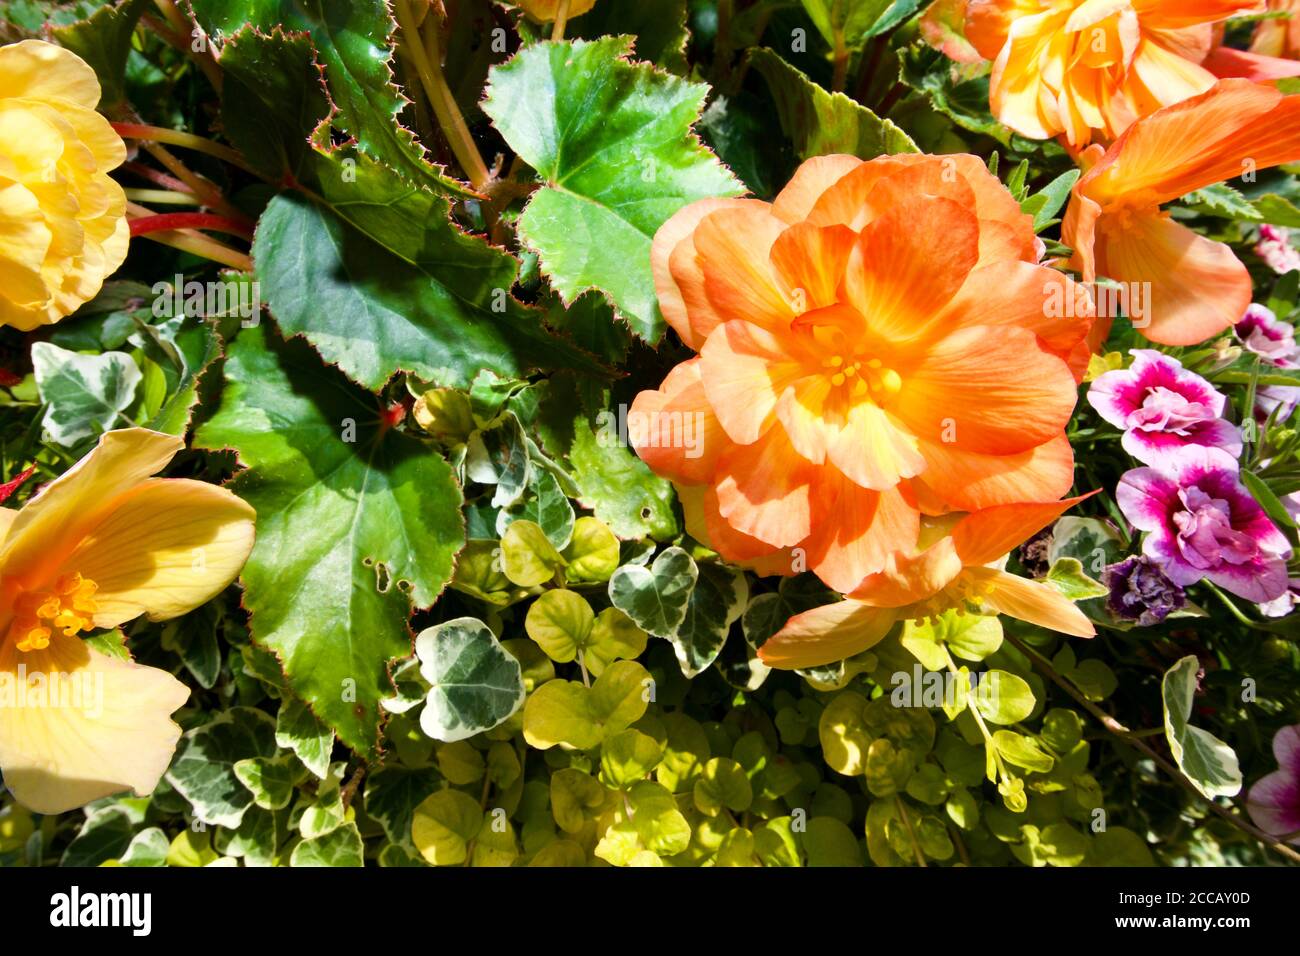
top-left (653, 197), bottom-right (759, 350)
top-left (769, 221), bottom-right (858, 313)
top-left (951, 494), bottom-right (1095, 567)
top-left (1096, 209), bottom-right (1250, 345)
top-left (628, 358), bottom-right (725, 485)
top-left (827, 401), bottom-right (926, 491)
top-left (913, 433), bottom-right (1077, 512)
top-left (757, 599), bottom-right (899, 670)
top-left (699, 319), bottom-right (807, 444)
top-left (1081, 80), bottom-right (1300, 206)
top-left (770, 153), bottom-right (863, 224)
top-left (842, 195), bottom-right (981, 342)
top-left (850, 536), bottom-right (965, 607)
top-left (714, 426), bottom-right (817, 549)
top-left (678, 482), bottom-right (790, 566)
top-left (935, 259), bottom-right (1096, 358)
top-left (965, 567), bottom-right (1096, 637)
top-left (694, 203), bottom-right (795, 335)
top-left (803, 477), bottom-right (920, 593)
top-left (895, 324), bottom-right (1077, 455)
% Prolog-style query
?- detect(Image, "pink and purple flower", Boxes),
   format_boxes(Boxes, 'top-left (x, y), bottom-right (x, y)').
top-left (1117, 447), bottom-right (1292, 603)
top-left (1235, 304), bottom-right (1300, 425)
top-left (1255, 224), bottom-right (1300, 276)
top-left (1235, 303), bottom-right (1300, 369)
top-left (1246, 724), bottom-right (1300, 845)
top-left (1088, 350), bottom-right (1242, 468)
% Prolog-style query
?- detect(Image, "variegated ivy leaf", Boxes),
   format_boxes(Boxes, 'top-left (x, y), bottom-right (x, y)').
top-left (165, 708), bottom-right (278, 829)
top-left (1162, 655), bottom-right (1242, 800)
top-left (608, 547), bottom-right (699, 638)
top-left (414, 618), bottom-right (526, 743)
top-left (668, 563), bottom-right (749, 678)
top-left (275, 697), bottom-right (335, 781)
top-left (31, 342), bottom-right (140, 447)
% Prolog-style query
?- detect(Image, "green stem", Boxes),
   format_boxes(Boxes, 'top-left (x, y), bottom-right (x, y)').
top-left (1003, 631), bottom-right (1300, 865)
top-left (394, 0), bottom-right (491, 191)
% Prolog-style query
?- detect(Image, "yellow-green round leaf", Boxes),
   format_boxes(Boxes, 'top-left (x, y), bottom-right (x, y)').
top-left (525, 588), bottom-right (595, 663)
top-left (412, 789), bottom-right (483, 866)
top-left (502, 519), bottom-right (565, 586)
top-left (563, 515), bottom-right (620, 582)
top-left (818, 691), bottom-right (873, 777)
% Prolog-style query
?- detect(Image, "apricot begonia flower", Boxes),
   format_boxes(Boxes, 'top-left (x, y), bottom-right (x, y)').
top-left (632, 153), bottom-right (1095, 593)
top-left (964, 0), bottom-right (1260, 146)
top-left (758, 499), bottom-right (1096, 670)
top-left (0, 40), bottom-right (130, 331)
top-left (0, 429), bottom-right (256, 814)
top-left (1062, 80), bottom-right (1300, 346)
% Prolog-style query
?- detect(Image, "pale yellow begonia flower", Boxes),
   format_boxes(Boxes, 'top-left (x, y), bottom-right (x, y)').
top-left (0, 39), bottom-right (130, 330)
top-left (0, 429), bottom-right (255, 814)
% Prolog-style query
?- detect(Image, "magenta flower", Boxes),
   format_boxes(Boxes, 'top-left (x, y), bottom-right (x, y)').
top-left (1088, 350), bottom-right (1241, 467)
top-left (1235, 304), bottom-right (1300, 369)
top-left (1246, 724), bottom-right (1300, 845)
top-left (1117, 447), bottom-right (1292, 603)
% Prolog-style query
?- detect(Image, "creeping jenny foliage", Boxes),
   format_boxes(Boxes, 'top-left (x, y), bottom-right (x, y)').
top-left (0, 0), bottom-right (1298, 870)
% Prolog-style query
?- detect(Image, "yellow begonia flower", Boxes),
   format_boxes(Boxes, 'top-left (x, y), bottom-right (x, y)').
top-left (0, 429), bottom-right (256, 814)
top-left (0, 40), bottom-right (130, 331)
top-left (513, 0), bottom-right (598, 22)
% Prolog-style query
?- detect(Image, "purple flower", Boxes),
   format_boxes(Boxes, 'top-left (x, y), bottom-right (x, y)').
top-left (1246, 724), bottom-right (1300, 845)
top-left (1117, 447), bottom-right (1292, 603)
top-left (1103, 556), bottom-right (1185, 626)
top-left (1235, 304), bottom-right (1300, 369)
top-left (1088, 350), bottom-right (1242, 467)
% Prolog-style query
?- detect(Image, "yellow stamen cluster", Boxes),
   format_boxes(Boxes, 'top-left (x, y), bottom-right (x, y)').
top-left (7, 573), bottom-right (98, 653)
top-left (824, 355), bottom-right (902, 401)
top-left (909, 576), bottom-right (997, 626)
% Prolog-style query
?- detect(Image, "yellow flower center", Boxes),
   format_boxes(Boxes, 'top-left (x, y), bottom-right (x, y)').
top-left (823, 355), bottom-right (902, 402)
top-left (908, 575), bottom-right (997, 626)
top-left (6, 573), bottom-right (99, 653)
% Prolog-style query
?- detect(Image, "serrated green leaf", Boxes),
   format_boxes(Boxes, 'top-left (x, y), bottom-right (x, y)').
top-left (750, 47), bottom-right (918, 160)
top-left (483, 37), bottom-right (742, 342)
top-left (192, 0), bottom-right (458, 190)
top-left (194, 325), bottom-right (465, 754)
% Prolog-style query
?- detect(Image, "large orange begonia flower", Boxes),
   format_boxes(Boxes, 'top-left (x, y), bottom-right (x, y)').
top-left (1062, 79), bottom-right (1300, 347)
top-left (0, 428), bottom-right (256, 814)
top-left (631, 154), bottom-right (1095, 594)
top-left (757, 499), bottom-right (1096, 670)
top-left (964, 0), bottom-right (1261, 146)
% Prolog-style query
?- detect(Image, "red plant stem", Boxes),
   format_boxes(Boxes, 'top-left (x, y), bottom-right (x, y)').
top-left (121, 161), bottom-right (196, 195)
top-left (129, 212), bottom-right (253, 241)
